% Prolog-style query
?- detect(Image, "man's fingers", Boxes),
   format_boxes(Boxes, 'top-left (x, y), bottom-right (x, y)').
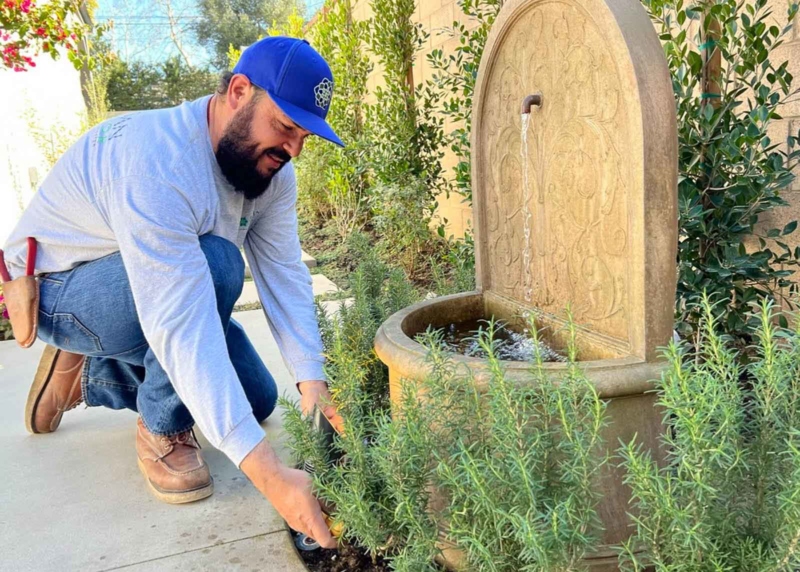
top-left (322, 404), bottom-right (345, 434)
top-left (308, 508), bottom-right (337, 549)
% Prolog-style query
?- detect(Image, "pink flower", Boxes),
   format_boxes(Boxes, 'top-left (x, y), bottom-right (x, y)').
top-left (1, 307), bottom-right (8, 321)
top-left (20, 0), bottom-right (32, 13)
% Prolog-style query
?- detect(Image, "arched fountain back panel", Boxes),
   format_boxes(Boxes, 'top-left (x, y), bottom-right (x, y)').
top-left (472, 0), bottom-right (678, 362)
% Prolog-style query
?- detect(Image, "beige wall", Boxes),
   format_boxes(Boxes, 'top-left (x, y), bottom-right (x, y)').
top-left (757, 0), bottom-right (800, 250)
top-left (348, 0), bottom-right (800, 242)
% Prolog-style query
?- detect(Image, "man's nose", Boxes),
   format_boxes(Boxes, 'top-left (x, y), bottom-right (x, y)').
top-left (283, 134), bottom-right (305, 158)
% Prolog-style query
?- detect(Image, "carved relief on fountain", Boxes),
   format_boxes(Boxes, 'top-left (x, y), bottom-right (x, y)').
top-left (477, 0), bottom-right (635, 348)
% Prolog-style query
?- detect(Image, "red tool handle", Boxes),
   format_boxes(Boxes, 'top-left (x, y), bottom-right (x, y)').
top-left (0, 250), bottom-right (10, 283)
top-left (26, 237), bottom-right (37, 277)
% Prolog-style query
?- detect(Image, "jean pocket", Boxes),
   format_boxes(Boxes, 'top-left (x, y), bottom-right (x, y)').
top-left (38, 277), bottom-right (64, 316)
top-left (51, 313), bottom-right (103, 354)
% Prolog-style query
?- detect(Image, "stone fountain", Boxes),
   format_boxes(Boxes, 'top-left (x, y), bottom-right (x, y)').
top-left (373, 0), bottom-right (678, 568)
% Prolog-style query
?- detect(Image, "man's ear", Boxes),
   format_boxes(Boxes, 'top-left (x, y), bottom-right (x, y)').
top-left (227, 74), bottom-right (252, 111)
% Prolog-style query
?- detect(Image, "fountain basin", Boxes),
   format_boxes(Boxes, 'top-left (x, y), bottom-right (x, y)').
top-left (375, 291), bottom-right (667, 570)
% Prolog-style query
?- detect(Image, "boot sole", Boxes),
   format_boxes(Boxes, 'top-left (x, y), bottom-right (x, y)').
top-left (137, 458), bottom-right (214, 504)
top-left (25, 344), bottom-right (61, 435)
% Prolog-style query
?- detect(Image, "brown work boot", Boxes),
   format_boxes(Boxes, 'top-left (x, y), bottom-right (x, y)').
top-left (25, 344), bottom-right (85, 434)
top-left (136, 417), bottom-right (214, 504)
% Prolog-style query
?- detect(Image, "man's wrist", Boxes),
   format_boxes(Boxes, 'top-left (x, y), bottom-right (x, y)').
top-left (241, 438), bottom-right (281, 480)
top-left (297, 379), bottom-right (328, 394)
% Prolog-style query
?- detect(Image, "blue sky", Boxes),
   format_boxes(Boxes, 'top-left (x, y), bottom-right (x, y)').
top-left (94, 0), bottom-right (326, 68)
top-left (95, 0), bottom-right (213, 67)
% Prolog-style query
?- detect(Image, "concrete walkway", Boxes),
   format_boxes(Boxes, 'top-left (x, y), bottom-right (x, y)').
top-left (0, 310), bottom-right (308, 572)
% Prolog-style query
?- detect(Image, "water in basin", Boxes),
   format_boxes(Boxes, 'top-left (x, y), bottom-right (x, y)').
top-left (425, 318), bottom-right (566, 362)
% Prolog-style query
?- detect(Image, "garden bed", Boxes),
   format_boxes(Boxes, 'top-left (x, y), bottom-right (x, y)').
top-left (291, 532), bottom-right (392, 572)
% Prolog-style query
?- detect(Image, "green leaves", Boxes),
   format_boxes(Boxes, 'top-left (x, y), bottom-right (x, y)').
top-left (621, 295), bottom-right (800, 572)
top-left (655, 0), bottom-right (800, 343)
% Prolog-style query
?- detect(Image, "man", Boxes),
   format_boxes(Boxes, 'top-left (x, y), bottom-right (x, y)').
top-left (2, 37), bottom-right (342, 548)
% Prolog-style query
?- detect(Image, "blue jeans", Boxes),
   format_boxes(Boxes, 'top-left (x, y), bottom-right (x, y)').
top-left (36, 235), bottom-right (278, 435)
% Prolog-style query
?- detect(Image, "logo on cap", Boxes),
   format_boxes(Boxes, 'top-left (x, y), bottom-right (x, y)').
top-left (314, 78), bottom-right (333, 110)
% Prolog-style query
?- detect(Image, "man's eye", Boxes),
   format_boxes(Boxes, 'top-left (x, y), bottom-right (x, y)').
top-left (281, 122), bottom-right (294, 132)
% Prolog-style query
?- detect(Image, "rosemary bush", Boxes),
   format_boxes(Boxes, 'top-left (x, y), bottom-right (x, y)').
top-left (620, 293), bottom-right (800, 571)
top-left (643, 0), bottom-right (800, 343)
top-left (282, 250), bottom-right (607, 569)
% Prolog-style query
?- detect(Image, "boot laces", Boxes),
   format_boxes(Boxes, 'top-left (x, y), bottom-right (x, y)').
top-left (159, 428), bottom-right (201, 456)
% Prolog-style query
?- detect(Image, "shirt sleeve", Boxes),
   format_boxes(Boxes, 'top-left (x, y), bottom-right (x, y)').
top-left (244, 167), bottom-right (326, 385)
top-left (101, 175), bottom-right (265, 467)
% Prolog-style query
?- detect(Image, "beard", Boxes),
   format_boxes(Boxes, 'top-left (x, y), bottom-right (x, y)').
top-left (215, 98), bottom-right (291, 200)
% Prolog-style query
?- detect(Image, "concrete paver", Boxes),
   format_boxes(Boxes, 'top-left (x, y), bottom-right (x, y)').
top-left (118, 532), bottom-right (307, 572)
top-left (243, 250), bottom-right (316, 279)
top-left (237, 273), bottom-right (340, 307)
top-left (0, 310), bottom-right (307, 572)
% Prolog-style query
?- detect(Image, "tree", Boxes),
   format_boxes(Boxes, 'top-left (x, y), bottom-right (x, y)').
top-left (106, 56), bottom-right (216, 111)
top-left (194, 0), bottom-right (305, 69)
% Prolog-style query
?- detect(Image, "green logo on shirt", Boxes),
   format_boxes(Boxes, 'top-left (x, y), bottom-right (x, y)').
top-left (240, 217), bottom-right (248, 228)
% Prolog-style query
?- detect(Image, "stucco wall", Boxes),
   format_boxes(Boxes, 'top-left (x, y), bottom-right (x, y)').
top-left (758, 0), bottom-right (800, 250)
top-left (348, 0), bottom-right (800, 243)
top-left (0, 53), bottom-right (86, 246)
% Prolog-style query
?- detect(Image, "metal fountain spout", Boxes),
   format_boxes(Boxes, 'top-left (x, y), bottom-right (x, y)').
top-left (521, 93), bottom-right (543, 114)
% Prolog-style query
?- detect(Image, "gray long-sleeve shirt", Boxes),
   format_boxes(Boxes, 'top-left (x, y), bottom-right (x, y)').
top-left (3, 96), bottom-right (325, 466)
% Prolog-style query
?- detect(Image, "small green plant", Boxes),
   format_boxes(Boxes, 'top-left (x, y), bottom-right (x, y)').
top-left (643, 0), bottom-right (800, 344)
top-left (619, 293), bottom-right (800, 571)
top-left (429, 232), bottom-right (476, 296)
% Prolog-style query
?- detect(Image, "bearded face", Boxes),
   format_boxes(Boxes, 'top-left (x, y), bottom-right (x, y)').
top-left (215, 96), bottom-right (292, 200)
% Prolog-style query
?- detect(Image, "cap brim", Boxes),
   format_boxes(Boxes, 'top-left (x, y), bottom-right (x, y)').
top-left (269, 91), bottom-right (345, 148)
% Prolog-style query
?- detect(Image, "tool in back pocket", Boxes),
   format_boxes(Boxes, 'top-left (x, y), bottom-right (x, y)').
top-left (0, 237), bottom-right (40, 349)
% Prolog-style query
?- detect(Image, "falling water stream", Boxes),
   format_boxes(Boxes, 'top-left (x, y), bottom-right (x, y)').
top-left (521, 112), bottom-right (533, 303)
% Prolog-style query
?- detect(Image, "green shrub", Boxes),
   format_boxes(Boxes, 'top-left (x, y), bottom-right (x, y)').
top-left (300, 0), bottom-right (373, 238)
top-left (429, 232), bottom-right (476, 296)
top-left (619, 293), bottom-right (800, 571)
top-left (643, 0), bottom-right (800, 344)
top-left (427, 0), bottom-right (502, 205)
top-left (282, 251), bottom-right (606, 569)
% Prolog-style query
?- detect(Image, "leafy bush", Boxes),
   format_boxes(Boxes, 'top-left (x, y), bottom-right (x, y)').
top-left (620, 294), bottom-right (800, 571)
top-left (427, 0), bottom-right (502, 204)
top-left (429, 232), bottom-right (476, 296)
top-left (282, 248), bottom-right (606, 570)
top-left (300, 0), bottom-right (372, 238)
top-left (643, 0), bottom-right (800, 344)
top-left (367, 0), bottom-right (445, 272)
top-left (1, 0), bottom-right (101, 72)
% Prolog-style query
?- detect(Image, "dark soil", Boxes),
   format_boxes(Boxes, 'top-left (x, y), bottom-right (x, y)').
top-left (293, 534), bottom-right (392, 572)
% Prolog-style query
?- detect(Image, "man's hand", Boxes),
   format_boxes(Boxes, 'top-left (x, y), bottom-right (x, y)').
top-left (240, 439), bottom-right (337, 549)
top-left (298, 380), bottom-right (344, 434)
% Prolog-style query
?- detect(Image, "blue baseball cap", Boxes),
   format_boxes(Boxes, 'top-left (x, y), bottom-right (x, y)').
top-left (233, 36), bottom-right (344, 147)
